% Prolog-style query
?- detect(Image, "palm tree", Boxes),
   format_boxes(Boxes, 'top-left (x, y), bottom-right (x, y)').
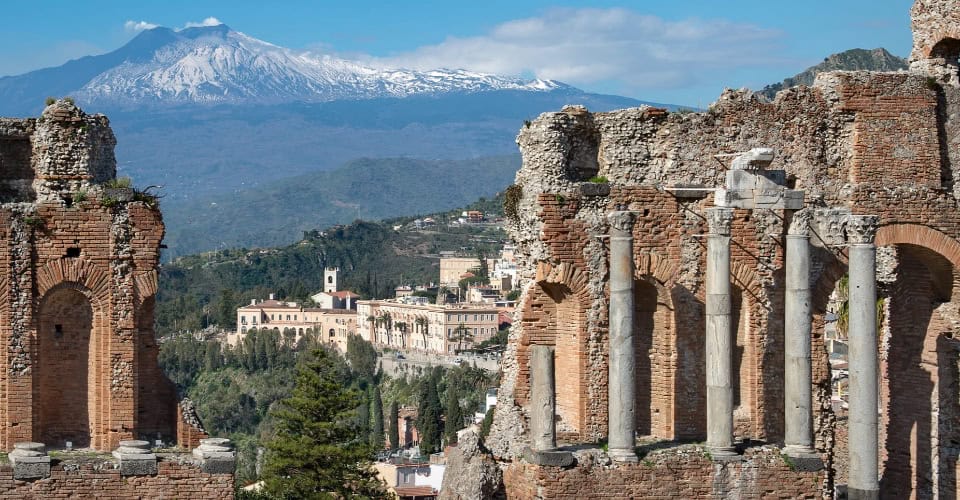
top-left (366, 315), bottom-right (376, 343)
top-left (415, 316), bottom-right (429, 350)
top-left (395, 321), bottom-right (408, 349)
top-left (452, 323), bottom-right (473, 353)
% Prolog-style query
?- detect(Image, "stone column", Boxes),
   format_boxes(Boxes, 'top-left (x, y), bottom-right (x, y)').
top-left (784, 210), bottom-right (815, 456)
top-left (530, 345), bottom-right (556, 451)
top-left (847, 215), bottom-right (879, 500)
top-left (522, 345), bottom-right (573, 466)
top-left (706, 207), bottom-right (736, 456)
top-left (607, 211), bottom-right (638, 462)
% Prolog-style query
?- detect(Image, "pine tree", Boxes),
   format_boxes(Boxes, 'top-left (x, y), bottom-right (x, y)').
top-left (371, 386), bottom-right (385, 450)
top-left (388, 400), bottom-right (400, 450)
top-left (262, 347), bottom-right (387, 499)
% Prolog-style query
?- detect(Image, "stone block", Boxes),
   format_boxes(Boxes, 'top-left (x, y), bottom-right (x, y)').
top-left (578, 182), bottom-right (610, 197)
top-left (193, 437), bottom-right (237, 474)
top-left (10, 443), bottom-right (50, 480)
top-left (522, 446), bottom-right (575, 467)
top-left (116, 454), bottom-right (158, 476)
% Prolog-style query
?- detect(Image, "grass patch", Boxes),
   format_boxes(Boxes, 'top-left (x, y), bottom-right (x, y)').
top-left (587, 175), bottom-right (608, 183)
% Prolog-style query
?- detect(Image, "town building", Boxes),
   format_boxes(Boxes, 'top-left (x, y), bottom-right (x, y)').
top-left (357, 298), bottom-right (499, 353)
top-left (232, 294), bottom-right (357, 351)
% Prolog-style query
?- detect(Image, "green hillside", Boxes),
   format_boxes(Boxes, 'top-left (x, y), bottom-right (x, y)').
top-left (161, 155), bottom-right (519, 258)
top-left (156, 193), bottom-right (508, 337)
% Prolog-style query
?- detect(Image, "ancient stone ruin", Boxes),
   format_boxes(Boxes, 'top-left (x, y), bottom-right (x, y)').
top-left (442, 1), bottom-right (960, 498)
top-left (0, 101), bottom-right (233, 497)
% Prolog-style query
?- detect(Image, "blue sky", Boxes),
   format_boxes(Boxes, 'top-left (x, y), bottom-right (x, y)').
top-left (0, 1), bottom-right (914, 106)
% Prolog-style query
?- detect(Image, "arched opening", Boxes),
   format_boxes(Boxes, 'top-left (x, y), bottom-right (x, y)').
top-left (36, 286), bottom-right (94, 447)
top-left (634, 278), bottom-right (675, 439)
top-left (516, 281), bottom-right (587, 440)
top-left (880, 244), bottom-right (960, 498)
top-left (731, 286), bottom-right (756, 439)
top-left (930, 37), bottom-right (960, 73)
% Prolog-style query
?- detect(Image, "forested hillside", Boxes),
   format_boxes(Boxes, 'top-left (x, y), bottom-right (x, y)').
top-left (156, 193), bottom-right (507, 336)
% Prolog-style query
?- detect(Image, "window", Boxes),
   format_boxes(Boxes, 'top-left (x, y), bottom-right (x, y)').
top-left (474, 314), bottom-right (478, 321)
top-left (241, 317), bottom-right (247, 325)
top-left (241, 327), bottom-right (247, 333)
top-left (270, 314), bottom-right (274, 320)
top-left (294, 315), bottom-right (298, 321)
top-left (286, 315), bottom-right (291, 321)
top-left (252, 316), bottom-right (258, 324)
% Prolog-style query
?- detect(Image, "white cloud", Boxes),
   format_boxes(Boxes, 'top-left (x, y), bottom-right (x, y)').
top-left (182, 17), bottom-right (224, 29)
top-left (124, 20), bottom-right (159, 33)
top-left (361, 8), bottom-right (788, 93)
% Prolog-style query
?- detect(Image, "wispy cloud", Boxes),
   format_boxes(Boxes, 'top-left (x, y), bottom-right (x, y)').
top-left (360, 8), bottom-right (786, 92)
top-left (182, 17), bottom-right (224, 29)
top-left (124, 20), bottom-right (159, 33)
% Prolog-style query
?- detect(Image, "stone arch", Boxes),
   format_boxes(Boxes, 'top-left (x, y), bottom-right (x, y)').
top-left (727, 260), bottom-right (764, 440)
top-left (33, 258), bottom-right (114, 449)
top-left (516, 262), bottom-right (592, 441)
top-left (34, 282), bottom-right (103, 448)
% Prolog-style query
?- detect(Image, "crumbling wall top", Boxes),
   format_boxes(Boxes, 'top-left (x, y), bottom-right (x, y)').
top-left (910, 0), bottom-right (960, 84)
top-left (32, 100), bottom-right (116, 202)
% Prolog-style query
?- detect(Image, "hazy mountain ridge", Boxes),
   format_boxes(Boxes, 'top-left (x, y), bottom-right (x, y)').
top-left (760, 48), bottom-right (908, 100)
top-left (161, 155), bottom-right (520, 258)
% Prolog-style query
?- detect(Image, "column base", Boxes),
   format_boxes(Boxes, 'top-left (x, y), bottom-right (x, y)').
top-left (522, 446), bottom-right (575, 467)
top-left (706, 445), bottom-right (737, 458)
top-left (847, 487), bottom-right (879, 500)
top-left (608, 448), bottom-right (639, 463)
top-left (782, 444), bottom-right (815, 456)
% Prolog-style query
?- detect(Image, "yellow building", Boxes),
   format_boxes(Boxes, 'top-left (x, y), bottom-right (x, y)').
top-left (358, 297), bottom-right (499, 354)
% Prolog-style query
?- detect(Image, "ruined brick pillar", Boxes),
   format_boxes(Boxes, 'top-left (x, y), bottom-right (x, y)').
top-left (847, 215), bottom-right (880, 500)
top-left (706, 207), bottom-right (736, 457)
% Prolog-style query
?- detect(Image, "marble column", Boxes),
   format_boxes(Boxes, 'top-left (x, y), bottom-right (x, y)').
top-left (607, 211), bottom-right (638, 462)
top-left (706, 207), bottom-right (736, 456)
top-left (847, 215), bottom-right (879, 500)
top-left (784, 210), bottom-right (815, 456)
top-left (529, 345), bottom-right (556, 451)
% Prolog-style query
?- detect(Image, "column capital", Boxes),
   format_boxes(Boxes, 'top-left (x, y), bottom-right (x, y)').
top-left (787, 208), bottom-right (812, 236)
top-left (846, 215), bottom-right (879, 245)
top-left (607, 211), bottom-right (637, 233)
top-left (706, 207), bottom-right (734, 236)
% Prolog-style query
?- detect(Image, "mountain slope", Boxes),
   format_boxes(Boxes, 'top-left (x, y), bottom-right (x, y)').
top-left (0, 24), bottom-right (567, 115)
top-left (760, 48), bottom-right (908, 100)
top-left (161, 155), bottom-right (520, 258)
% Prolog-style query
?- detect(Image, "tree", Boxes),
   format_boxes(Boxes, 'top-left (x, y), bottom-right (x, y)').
top-left (417, 375), bottom-right (443, 455)
top-left (388, 400), bottom-right (400, 450)
top-left (346, 334), bottom-right (378, 382)
top-left (415, 316), bottom-right (429, 349)
top-left (371, 386), bottom-right (385, 450)
top-left (444, 386), bottom-right (464, 445)
top-left (261, 347), bottom-right (387, 499)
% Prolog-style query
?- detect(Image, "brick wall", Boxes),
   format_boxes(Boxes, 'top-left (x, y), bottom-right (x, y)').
top-left (0, 459), bottom-right (233, 499)
top-left (503, 446), bottom-right (824, 499)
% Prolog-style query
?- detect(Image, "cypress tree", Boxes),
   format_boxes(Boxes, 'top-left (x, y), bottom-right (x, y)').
top-left (417, 377), bottom-right (443, 454)
top-left (262, 347), bottom-right (386, 498)
top-left (444, 387), bottom-right (464, 445)
top-left (388, 400), bottom-right (400, 450)
top-left (371, 386), bottom-right (385, 450)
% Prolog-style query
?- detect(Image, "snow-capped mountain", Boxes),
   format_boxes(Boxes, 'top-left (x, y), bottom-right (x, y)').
top-left (0, 23), bottom-right (567, 111)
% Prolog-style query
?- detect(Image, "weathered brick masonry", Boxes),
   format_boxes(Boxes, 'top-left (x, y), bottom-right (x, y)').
top-left (0, 457), bottom-right (233, 499)
top-left (0, 101), bottom-right (223, 496)
top-left (461, 1), bottom-right (960, 498)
